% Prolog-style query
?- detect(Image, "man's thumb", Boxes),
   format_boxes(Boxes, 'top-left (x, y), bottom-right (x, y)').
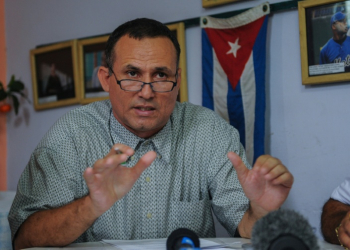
top-left (227, 151), bottom-right (248, 179)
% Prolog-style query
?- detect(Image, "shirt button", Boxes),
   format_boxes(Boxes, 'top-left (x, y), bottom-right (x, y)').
top-left (157, 155), bottom-right (162, 159)
top-left (146, 177), bottom-right (151, 182)
top-left (130, 156), bottom-right (135, 161)
top-left (144, 141), bottom-right (149, 146)
top-left (147, 213), bottom-right (152, 218)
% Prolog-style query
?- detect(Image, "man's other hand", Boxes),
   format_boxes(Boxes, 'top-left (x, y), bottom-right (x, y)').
top-left (227, 152), bottom-right (293, 215)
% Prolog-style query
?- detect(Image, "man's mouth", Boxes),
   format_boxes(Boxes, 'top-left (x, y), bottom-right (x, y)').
top-left (136, 107), bottom-right (155, 111)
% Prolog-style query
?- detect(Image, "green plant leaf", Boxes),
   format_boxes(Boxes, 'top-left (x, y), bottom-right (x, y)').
top-left (11, 94), bottom-right (20, 115)
top-left (10, 75), bottom-right (15, 83)
top-left (8, 79), bottom-right (25, 93)
top-left (3, 75), bottom-right (30, 113)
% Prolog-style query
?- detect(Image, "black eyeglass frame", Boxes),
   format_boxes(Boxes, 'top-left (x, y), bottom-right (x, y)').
top-left (108, 66), bottom-right (178, 93)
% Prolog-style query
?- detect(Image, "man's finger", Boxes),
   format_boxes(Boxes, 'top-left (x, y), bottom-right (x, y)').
top-left (271, 172), bottom-right (294, 188)
top-left (90, 158), bottom-right (107, 173)
top-left (227, 151), bottom-right (248, 179)
top-left (105, 144), bottom-right (134, 158)
top-left (132, 151), bottom-right (157, 177)
top-left (253, 155), bottom-right (272, 173)
top-left (263, 164), bottom-right (288, 180)
top-left (92, 153), bottom-right (128, 174)
top-left (83, 167), bottom-right (95, 186)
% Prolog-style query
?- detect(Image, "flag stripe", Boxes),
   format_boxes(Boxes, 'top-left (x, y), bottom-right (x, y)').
top-left (240, 53), bottom-right (256, 165)
top-left (202, 29), bottom-right (214, 110)
top-left (213, 50), bottom-right (230, 122)
top-left (227, 79), bottom-right (245, 149)
top-left (252, 17), bottom-right (268, 161)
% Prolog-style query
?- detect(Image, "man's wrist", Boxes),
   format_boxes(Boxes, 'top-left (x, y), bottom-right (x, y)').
top-left (249, 201), bottom-right (270, 220)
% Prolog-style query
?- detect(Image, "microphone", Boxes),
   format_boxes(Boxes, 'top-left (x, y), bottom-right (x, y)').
top-left (251, 209), bottom-right (319, 250)
top-left (166, 228), bottom-right (200, 250)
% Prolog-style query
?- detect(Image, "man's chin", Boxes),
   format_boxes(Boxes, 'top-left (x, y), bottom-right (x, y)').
top-left (126, 123), bottom-right (164, 138)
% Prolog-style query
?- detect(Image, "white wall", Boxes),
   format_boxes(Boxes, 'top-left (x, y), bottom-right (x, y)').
top-left (5, 0), bottom-right (350, 239)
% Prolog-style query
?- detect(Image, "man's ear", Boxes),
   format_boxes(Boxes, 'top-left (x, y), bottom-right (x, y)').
top-left (331, 23), bottom-right (336, 31)
top-left (98, 66), bottom-right (111, 92)
top-left (176, 68), bottom-right (182, 91)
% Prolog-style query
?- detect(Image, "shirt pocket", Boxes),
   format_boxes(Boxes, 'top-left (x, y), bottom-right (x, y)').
top-left (168, 198), bottom-right (214, 238)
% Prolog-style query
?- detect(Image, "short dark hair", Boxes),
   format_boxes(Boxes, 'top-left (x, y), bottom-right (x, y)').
top-left (105, 18), bottom-right (181, 73)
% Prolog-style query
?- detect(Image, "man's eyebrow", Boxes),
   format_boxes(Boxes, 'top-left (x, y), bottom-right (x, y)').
top-left (123, 65), bottom-right (174, 74)
top-left (154, 67), bottom-right (173, 74)
top-left (124, 64), bottom-right (141, 71)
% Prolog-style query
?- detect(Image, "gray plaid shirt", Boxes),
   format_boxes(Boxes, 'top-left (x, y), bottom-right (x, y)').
top-left (9, 100), bottom-right (250, 242)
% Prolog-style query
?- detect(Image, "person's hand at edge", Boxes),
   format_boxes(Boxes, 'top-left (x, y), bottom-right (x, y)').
top-left (336, 211), bottom-right (350, 248)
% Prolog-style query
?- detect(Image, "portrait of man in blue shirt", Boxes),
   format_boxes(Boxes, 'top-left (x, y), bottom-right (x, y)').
top-left (320, 12), bottom-right (350, 71)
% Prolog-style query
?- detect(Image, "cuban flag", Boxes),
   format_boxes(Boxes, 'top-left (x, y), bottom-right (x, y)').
top-left (201, 3), bottom-right (269, 165)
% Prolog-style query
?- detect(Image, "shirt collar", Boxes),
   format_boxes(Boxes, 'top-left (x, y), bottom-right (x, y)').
top-left (150, 119), bottom-right (172, 163)
top-left (109, 108), bottom-right (172, 163)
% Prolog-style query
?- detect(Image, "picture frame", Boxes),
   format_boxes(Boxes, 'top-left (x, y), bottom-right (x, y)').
top-left (202, 0), bottom-right (240, 8)
top-left (77, 35), bottom-right (110, 104)
top-left (167, 22), bottom-right (188, 102)
top-left (30, 40), bottom-right (80, 110)
top-left (298, 0), bottom-right (350, 85)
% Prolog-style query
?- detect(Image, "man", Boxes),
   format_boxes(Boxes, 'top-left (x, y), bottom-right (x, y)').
top-left (322, 177), bottom-right (350, 248)
top-left (320, 12), bottom-right (350, 71)
top-left (45, 63), bottom-right (63, 96)
top-left (9, 18), bottom-right (293, 249)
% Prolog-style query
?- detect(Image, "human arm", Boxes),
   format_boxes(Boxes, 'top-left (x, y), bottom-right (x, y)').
top-left (227, 152), bottom-right (294, 238)
top-left (13, 144), bottom-right (156, 249)
top-left (321, 198), bottom-right (350, 247)
top-left (14, 195), bottom-right (97, 250)
top-left (319, 44), bottom-right (330, 65)
top-left (320, 49), bottom-right (325, 64)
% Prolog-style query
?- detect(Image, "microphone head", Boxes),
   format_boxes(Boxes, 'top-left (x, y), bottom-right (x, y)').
top-left (166, 228), bottom-right (200, 250)
top-left (251, 209), bottom-right (319, 250)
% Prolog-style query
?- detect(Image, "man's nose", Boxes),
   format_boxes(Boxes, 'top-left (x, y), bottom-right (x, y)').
top-left (138, 83), bottom-right (154, 99)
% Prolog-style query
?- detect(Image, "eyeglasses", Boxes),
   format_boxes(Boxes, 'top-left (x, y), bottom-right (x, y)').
top-left (108, 67), bottom-right (178, 93)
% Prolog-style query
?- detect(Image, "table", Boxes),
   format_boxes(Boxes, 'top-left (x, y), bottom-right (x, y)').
top-left (0, 191), bottom-right (16, 250)
top-left (0, 190), bottom-right (343, 250)
top-left (23, 237), bottom-right (344, 250)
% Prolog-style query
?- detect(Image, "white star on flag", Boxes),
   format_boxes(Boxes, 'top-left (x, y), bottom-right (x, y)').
top-left (226, 38), bottom-right (241, 58)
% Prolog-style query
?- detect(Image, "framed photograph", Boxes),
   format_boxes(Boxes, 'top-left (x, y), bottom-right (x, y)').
top-left (202, 0), bottom-right (240, 8)
top-left (167, 22), bottom-right (188, 102)
top-left (299, 0), bottom-right (350, 85)
top-left (77, 35), bottom-right (110, 104)
top-left (30, 40), bottom-right (80, 110)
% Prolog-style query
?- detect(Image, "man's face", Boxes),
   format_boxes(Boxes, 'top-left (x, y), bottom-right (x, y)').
top-left (106, 35), bottom-right (180, 138)
top-left (333, 19), bottom-right (348, 34)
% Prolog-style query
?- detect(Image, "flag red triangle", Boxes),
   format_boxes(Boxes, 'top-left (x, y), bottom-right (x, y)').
top-left (204, 16), bottom-right (265, 90)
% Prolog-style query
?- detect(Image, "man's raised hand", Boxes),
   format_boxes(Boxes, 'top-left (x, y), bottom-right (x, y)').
top-left (84, 144), bottom-right (156, 217)
top-left (227, 152), bottom-right (293, 214)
